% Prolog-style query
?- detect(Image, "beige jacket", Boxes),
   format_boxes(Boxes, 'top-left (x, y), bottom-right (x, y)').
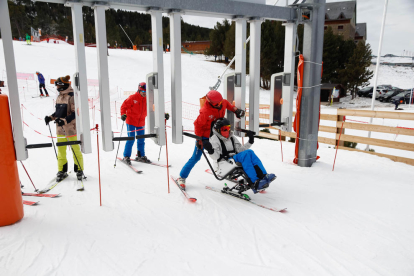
top-left (50, 87), bottom-right (77, 136)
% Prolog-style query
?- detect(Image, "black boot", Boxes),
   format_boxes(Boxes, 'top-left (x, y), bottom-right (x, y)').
top-left (76, 170), bottom-right (83, 181)
top-left (123, 156), bottom-right (132, 165)
top-left (135, 151), bottom-right (151, 163)
top-left (56, 171), bottom-right (68, 182)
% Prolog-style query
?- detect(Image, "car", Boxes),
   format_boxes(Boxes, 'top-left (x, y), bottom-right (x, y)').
top-left (390, 91), bottom-right (412, 105)
top-left (358, 86), bottom-right (373, 97)
top-left (375, 85), bottom-right (392, 99)
top-left (379, 88), bottom-right (404, 102)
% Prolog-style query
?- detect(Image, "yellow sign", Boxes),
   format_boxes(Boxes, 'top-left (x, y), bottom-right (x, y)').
top-left (159, 38), bottom-right (162, 46)
top-left (243, 42), bottom-right (246, 49)
top-left (79, 34), bottom-right (84, 43)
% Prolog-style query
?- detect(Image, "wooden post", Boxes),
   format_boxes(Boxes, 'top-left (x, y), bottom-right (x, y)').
top-left (336, 114), bottom-right (345, 148)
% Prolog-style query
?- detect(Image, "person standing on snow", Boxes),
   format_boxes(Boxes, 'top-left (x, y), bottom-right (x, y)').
top-left (176, 90), bottom-right (245, 189)
top-left (36, 71), bottom-right (49, 97)
top-left (205, 118), bottom-right (276, 194)
top-left (25, 33), bottom-right (31, 45)
top-left (44, 75), bottom-right (84, 182)
top-left (120, 82), bottom-right (150, 165)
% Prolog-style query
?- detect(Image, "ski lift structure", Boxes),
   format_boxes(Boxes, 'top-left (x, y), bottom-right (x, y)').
top-left (0, 0), bottom-right (326, 168)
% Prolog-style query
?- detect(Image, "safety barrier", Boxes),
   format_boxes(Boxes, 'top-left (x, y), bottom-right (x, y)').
top-left (245, 104), bottom-right (414, 166)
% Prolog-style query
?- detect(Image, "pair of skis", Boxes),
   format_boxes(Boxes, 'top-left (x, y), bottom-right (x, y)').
top-left (22, 193), bottom-right (60, 206)
top-left (116, 157), bottom-right (171, 174)
top-left (170, 175), bottom-right (286, 213)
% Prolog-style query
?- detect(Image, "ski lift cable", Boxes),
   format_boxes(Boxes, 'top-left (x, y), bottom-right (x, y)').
top-left (119, 24), bottom-right (134, 47)
top-left (209, 0), bottom-right (280, 91)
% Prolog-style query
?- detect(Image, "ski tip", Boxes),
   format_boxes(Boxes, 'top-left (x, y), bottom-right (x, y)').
top-left (278, 208), bottom-right (287, 213)
top-left (189, 198), bottom-right (197, 203)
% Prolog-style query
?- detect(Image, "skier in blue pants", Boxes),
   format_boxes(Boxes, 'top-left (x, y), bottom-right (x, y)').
top-left (203, 118), bottom-right (276, 193)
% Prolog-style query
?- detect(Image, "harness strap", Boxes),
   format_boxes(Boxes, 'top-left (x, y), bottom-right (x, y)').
top-left (218, 137), bottom-right (236, 162)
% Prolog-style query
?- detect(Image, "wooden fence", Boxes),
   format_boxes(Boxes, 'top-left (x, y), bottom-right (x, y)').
top-left (245, 105), bottom-right (414, 166)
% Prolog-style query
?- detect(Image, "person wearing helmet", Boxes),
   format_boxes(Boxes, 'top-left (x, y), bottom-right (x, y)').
top-left (36, 71), bottom-right (49, 97)
top-left (205, 118), bottom-right (276, 193)
top-left (176, 90), bottom-right (245, 189)
top-left (44, 75), bottom-right (84, 183)
top-left (120, 82), bottom-right (150, 165)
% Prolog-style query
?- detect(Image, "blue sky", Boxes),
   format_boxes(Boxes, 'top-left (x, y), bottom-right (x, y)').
top-left (181, 0), bottom-right (414, 56)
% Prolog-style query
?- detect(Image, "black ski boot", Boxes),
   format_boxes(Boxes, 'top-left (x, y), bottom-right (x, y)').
top-left (135, 152), bottom-right (151, 163)
top-left (76, 170), bottom-right (83, 181)
top-left (56, 171), bottom-right (68, 182)
top-left (123, 156), bottom-right (132, 165)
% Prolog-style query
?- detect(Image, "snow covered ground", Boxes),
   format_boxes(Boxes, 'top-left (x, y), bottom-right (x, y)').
top-left (1, 40), bottom-right (414, 276)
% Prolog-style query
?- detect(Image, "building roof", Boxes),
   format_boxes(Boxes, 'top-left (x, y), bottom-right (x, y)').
top-left (325, 1), bottom-right (356, 20)
top-left (355, 23), bottom-right (367, 38)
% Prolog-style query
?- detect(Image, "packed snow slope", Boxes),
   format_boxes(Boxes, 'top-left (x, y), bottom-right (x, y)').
top-left (1, 40), bottom-right (414, 276)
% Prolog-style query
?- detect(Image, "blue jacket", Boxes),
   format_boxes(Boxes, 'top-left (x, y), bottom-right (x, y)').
top-left (37, 73), bottom-right (45, 84)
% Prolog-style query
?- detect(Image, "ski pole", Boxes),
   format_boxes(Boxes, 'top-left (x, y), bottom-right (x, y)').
top-left (48, 123), bottom-right (58, 159)
top-left (158, 146), bottom-right (162, 162)
top-left (60, 125), bottom-right (86, 179)
top-left (114, 120), bottom-right (125, 168)
top-left (20, 161), bottom-right (38, 192)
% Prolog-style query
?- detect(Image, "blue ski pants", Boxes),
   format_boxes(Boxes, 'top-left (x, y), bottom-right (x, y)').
top-left (180, 138), bottom-right (208, 179)
top-left (123, 124), bottom-right (145, 158)
top-left (232, 149), bottom-right (267, 183)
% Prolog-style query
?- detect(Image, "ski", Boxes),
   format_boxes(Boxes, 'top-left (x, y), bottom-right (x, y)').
top-left (39, 172), bottom-right (71, 194)
top-left (32, 95), bottom-right (44, 98)
top-left (117, 157), bottom-right (143, 174)
top-left (23, 200), bottom-right (39, 206)
top-left (131, 159), bottom-right (171, 168)
top-left (170, 175), bottom-right (197, 202)
top-left (205, 186), bottom-right (286, 213)
top-left (205, 169), bottom-right (267, 193)
top-left (76, 179), bottom-right (85, 191)
top-left (22, 193), bottom-right (60, 198)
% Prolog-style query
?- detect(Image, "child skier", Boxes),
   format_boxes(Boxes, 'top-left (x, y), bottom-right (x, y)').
top-left (176, 90), bottom-right (245, 189)
top-left (36, 71), bottom-right (49, 97)
top-left (44, 75), bottom-right (84, 182)
top-left (25, 33), bottom-right (31, 45)
top-left (120, 82), bottom-right (150, 165)
top-left (204, 118), bottom-right (276, 193)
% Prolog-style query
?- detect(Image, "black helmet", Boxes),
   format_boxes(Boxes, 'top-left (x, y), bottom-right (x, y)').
top-left (214, 118), bottom-right (231, 134)
top-left (55, 75), bottom-right (70, 91)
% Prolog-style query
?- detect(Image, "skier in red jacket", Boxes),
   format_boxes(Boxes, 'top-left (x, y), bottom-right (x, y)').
top-left (176, 90), bottom-right (245, 189)
top-left (120, 82), bottom-right (149, 165)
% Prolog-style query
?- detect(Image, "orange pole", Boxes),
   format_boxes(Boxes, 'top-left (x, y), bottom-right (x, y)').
top-left (332, 118), bottom-right (345, 172)
top-left (0, 95), bottom-right (24, 226)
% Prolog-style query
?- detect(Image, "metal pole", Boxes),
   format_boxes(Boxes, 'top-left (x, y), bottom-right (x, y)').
top-left (365, 0), bottom-right (388, 151)
top-left (409, 88), bottom-right (413, 109)
top-left (0, 0), bottom-right (27, 161)
top-left (48, 124), bottom-right (58, 159)
top-left (119, 24), bottom-right (134, 47)
top-left (114, 121), bottom-right (125, 168)
top-left (234, 18), bottom-right (247, 136)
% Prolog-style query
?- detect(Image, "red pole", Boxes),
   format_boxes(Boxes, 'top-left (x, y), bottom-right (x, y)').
top-left (165, 119), bottom-right (170, 193)
top-left (332, 118), bottom-right (345, 171)
top-left (96, 124), bottom-right (102, 205)
top-left (279, 129), bottom-right (283, 162)
top-left (20, 161), bottom-right (38, 192)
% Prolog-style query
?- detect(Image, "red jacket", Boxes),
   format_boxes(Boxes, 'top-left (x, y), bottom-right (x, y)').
top-left (194, 99), bottom-right (236, 138)
top-left (120, 92), bottom-right (147, 127)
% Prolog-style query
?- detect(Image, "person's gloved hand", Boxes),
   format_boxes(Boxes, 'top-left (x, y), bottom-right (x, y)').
top-left (44, 116), bottom-right (52, 125)
top-left (165, 113), bottom-right (170, 120)
top-left (235, 108), bottom-right (245, 119)
top-left (121, 114), bottom-right (127, 121)
top-left (202, 140), bottom-right (214, 154)
top-left (247, 131), bottom-right (255, 144)
top-left (196, 140), bottom-right (203, 149)
top-left (55, 118), bottom-right (66, 126)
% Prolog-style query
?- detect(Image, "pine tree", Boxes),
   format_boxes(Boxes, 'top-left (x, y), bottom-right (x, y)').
top-left (340, 42), bottom-right (373, 99)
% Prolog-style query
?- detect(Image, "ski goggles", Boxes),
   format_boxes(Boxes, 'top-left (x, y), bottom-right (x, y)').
top-left (221, 125), bottom-right (231, 132)
top-left (138, 84), bottom-right (146, 93)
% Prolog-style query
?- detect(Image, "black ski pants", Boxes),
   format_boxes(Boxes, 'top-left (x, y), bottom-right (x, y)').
top-left (39, 83), bottom-right (48, 95)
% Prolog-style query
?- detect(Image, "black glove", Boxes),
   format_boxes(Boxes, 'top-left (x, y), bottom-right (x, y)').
top-left (235, 108), bottom-right (245, 119)
top-left (202, 140), bottom-right (214, 154)
top-left (44, 116), bottom-right (52, 125)
top-left (121, 114), bottom-right (127, 121)
top-left (55, 118), bottom-right (66, 126)
top-left (196, 140), bottom-right (203, 149)
top-left (165, 113), bottom-right (170, 120)
top-left (247, 132), bottom-right (254, 144)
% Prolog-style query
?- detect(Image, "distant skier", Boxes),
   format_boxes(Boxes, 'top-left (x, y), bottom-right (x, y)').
top-left (120, 82), bottom-right (150, 165)
top-left (205, 118), bottom-right (275, 193)
top-left (44, 75), bottom-right (84, 182)
top-left (176, 90), bottom-right (245, 189)
top-left (25, 33), bottom-right (31, 45)
top-left (36, 71), bottom-right (49, 97)
top-left (47, 37), bottom-right (49, 43)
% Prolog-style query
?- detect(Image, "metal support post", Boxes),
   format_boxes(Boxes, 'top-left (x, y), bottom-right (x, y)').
top-left (149, 9), bottom-right (166, 146)
top-left (234, 18), bottom-right (247, 137)
top-left (0, 0), bottom-right (28, 161)
top-left (169, 10), bottom-right (183, 144)
top-left (281, 22), bottom-right (297, 132)
top-left (68, 1), bottom-right (92, 154)
top-left (93, 3), bottom-right (113, 151)
top-left (298, 0), bottom-right (325, 167)
top-left (248, 18), bottom-right (262, 134)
